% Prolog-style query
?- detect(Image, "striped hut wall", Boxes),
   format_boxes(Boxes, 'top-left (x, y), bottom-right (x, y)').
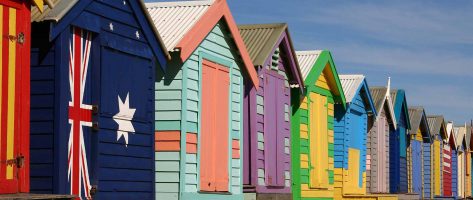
top-left (443, 143), bottom-right (452, 196)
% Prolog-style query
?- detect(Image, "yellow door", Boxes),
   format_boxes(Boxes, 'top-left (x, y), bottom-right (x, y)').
top-left (309, 92), bottom-right (329, 188)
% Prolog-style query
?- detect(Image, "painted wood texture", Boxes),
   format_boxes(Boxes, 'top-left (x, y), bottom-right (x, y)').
top-left (29, 1), bottom-right (165, 199)
top-left (334, 87), bottom-right (369, 198)
top-left (367, 111), bottom-right (390, 194)
top-left (410, 129), bottom-right (423, 197)
top-left (423, 142), bottom-right (432, 199)
top-left (0, 1), bottom-right (31, 193)
top-left (389, 105), bottom-right (408, 194)
top-left (292, 67), bottom-right (337, 199)
top-left (200, 59), bottom-right (230, 192)
top-left (452, 149), bottom-right (458, 197)
top-left (443, 143), bottom-right (452, 196)
top-left (458, 151), bottom-right (465, 198)
top-left (244, 47), bottom-right (292, 194)
top-left (433, 140), bottom-right (442, 196)
top-left (155, 21), bottom-right (245, 200)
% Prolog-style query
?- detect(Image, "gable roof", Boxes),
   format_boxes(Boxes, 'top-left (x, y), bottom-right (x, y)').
top-left (446, 121), bottom-right (457, 150)
top-left (238, 23), bottom-right (304, 92)
top-left (339, 75), bottom-right (376, 115)
top-left (466, 125), bottom-right (471, 150)
top-left (454, 126), bottom-right (466, 150)
top-left (31, 0), bottom-right (170, 69)
top-left (408, 106), bottom-right (431, 141)
top-left (391, 89), bottom-right (411, 130)
top-left (370, 86), bottom-right (397, 129)
top-left (296, 50), bottom-right (346, 107)
top-left (427, 115), bottom-right (448, 140)
top-left (146, 0), bottom-right (259, 87)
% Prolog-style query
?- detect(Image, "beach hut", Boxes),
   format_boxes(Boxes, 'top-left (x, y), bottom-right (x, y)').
top-left (465, 124), bottom-right (472, 198)
top-left (455, 126), bottom-right (467, 199)
top-left (366, 81), bottom-right (398, 194)
top-left (29, 0), bottom-right (169, 199)
top-left (0, 0), bottom-right (52, 194)
top-left (146, 1), bottom-right (259, 199)
top-left (389, 89), bottom-right (411, 194)
top-left (292, 50), bottom-right (346, 200)
top-left (333, 75), bottom-right (376, 198)
top-left (444, 122), bottom-right (459, 197)
top-left (237, 23), bottom-right (304, 200)
top-left (407, 107), bottom-right (431, 198)
top-left (427, 116), bottom-right (448, 198)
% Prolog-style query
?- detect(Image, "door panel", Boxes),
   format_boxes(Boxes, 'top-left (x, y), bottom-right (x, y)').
top-left (0, 2), bottom-right (29, 193)
top-left (200, 60), bottom-right (229, 192)
top-left (263, 71), bottom-right (286, 187)
top-left (309, 93), bottom-right (328, 188)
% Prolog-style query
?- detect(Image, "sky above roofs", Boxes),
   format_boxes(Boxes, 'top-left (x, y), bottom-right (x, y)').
top-left (148, 0), bottom-right (473, 124)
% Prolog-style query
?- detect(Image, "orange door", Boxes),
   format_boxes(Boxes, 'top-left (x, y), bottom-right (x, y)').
top-left (200, 59), bottom-right (229, 192)
top-left (0, 0), bottom-right (31, 194)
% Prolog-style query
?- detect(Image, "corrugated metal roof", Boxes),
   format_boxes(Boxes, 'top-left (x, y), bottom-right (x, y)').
top-left (338, 75), bottom-right (365, 103)
top-left (370, 87), bottom-right (388, 113)
top-left (466, 125), bottom-right (471, 149)
top-left (31, 0), bottom-right (78, 22)
top-left (146, 0), bottom-right (214, 51)
top-left (390, 89), bottom-right (398, 104)
top-left (427, 115), bottom-right (445, 138)
top-left (408, 106), bottom-right (428, 137)
top-left (238, 23), bottom-right (287, 66)
top-left (296, 50), bottom-right (322, 80)
top-left (455, 126), bottom-right (466, 149)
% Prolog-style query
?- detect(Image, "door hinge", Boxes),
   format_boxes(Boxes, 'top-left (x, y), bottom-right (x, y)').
top-left (90, 185), bottom-right (98, 196)
top-left (4, 155), bottom-right (25, 168)
top-left (7, 32), bottom-right (25, 44)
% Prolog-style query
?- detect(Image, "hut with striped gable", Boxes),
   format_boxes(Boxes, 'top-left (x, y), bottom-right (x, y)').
top-left (427, 115), bottom-right (448, 198)
top-left (29, 0), bottom-right (169, 199)
top-left (237, 23), bottom-right (304, 200)
top-left (444, 122), bottom-right (458, 197)
top-left (0, 0), bottom-right (52, 195)
top-left (407, 107), bottom-right (431, 199)
top-left (292, 50), bottom-right (346, 200)
top-left (146, 0), bottom-right (259, 199)
top-left (333, 75), bottom-right (377, 199)
top-left (366, 79), bottom-right (398, 195)
top-left (389, 89), bottom-right (411, 194)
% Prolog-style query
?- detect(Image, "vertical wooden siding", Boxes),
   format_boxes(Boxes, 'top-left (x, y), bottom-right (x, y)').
top-left (434, 140), bottom-right (441, 196)
top-left (423, 142), bottom-right (432, 199)
top-left (443, 144), bottom-right (452, 196)
top-left (452, 149), bottom-right (458, 197)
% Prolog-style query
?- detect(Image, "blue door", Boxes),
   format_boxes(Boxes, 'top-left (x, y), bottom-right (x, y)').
top-left (412, 140), bottom-right (422, 195)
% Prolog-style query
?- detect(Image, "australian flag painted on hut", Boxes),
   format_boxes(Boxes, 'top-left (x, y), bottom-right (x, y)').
top-left (29, 0), bottom-right (169, 199)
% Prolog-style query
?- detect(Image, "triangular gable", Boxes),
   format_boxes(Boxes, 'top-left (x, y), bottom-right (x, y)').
top-left (34, 0), bottom-right (170, 70)
top-left (238, 23), bottom-right (304, 92)
top-left (146, 0), bottom-right (258, 87)
top-left (296, 50), bottom-right (346, 108)
top-left (369, 85), bottom-right (397, 130)
top-left (408, 106), bottom-right (431, 142)
top-left (427, 115), bottom-right (448, 140)
top-left (339, 75), bottom-right (376, 116)
top-left (391, 89), bottom-right (411, 130)
top-left (454, 127), bottom-right (466, 151)
top-left (446, 122), bottom-right (457, 150)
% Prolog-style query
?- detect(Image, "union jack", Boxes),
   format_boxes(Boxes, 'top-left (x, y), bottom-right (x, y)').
top-left (67, 27), bottom-right (93, 200)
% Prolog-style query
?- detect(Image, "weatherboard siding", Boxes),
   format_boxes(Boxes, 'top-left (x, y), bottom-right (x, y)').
top-left (367, 110), bottom-right (390, 194)
top-left (334, 91), bottom-right (368, 197)
top-left (245, 48), bottom-right (292, 193)
top-left (30, 45), bottom-right (56, 194)
top-left (155, 22), bottom-right (244, 200)
top-left (293, 70), bottom-right (335, 199)
top-left (423, 142), bottom-right (432, 199)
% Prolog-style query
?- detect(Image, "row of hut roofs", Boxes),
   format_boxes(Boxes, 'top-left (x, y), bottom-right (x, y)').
top-left (0, 0), bottom-right (472, 200)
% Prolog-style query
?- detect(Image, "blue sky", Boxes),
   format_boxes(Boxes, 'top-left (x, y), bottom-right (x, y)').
top-left (147, 0), bottom-right (473, 124)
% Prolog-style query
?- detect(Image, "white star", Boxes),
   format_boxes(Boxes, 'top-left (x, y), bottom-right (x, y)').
top-left (135, 31), bottom-right (140, 39)
top-left (113, 93), bottom-right (136, 147)
top-left (109, 23), bottom-right (114, 31)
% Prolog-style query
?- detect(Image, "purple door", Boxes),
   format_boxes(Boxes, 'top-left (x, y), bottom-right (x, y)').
top-left (264, 71), bottom-right (285, 187)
